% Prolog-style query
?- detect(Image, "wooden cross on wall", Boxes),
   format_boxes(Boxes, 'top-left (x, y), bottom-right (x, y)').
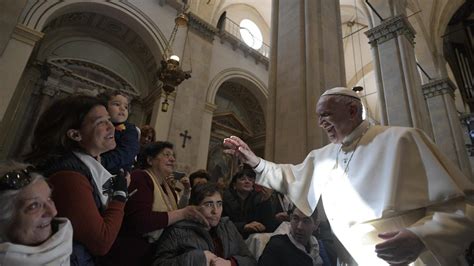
top-left (179, 130), bottom-right (192, 148)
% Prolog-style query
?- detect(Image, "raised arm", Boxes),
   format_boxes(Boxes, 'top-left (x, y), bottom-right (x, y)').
top-left (223, 136), bottom-right (260, 167)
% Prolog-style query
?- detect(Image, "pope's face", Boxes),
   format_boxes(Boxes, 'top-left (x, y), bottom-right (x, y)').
top-left (316, 96), bottom-right (354, 144)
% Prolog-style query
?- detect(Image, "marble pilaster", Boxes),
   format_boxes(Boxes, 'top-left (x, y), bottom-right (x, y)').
top-left (0, 24), bottom-right (43, 122)
top-left (266, 0), bottom-right (346, 163)
top-left (365, 15), bottom-right (433, 138)
top-left (423, 78), bottom-right (472, 179)
top-left (196, 102), bottom-right (217, 169)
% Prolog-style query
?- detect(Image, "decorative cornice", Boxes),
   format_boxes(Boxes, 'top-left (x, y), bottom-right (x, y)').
top-left (422, 78), bottom-right (455, 99)
top-left (204, 102), bottom-right (217, 114)
top-left (12, 24), bottom-right (44, 46)
top-left (218, 31), bottom-right (269, 68)
top-left (365, 15), bottom-right (416, 46)
top-left (188, 12), bottom-right (217, 42)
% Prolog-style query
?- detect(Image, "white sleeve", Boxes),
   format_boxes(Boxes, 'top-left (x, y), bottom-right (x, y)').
top-left (407, 198), bottom-right (474, 265)
top-left (254, 151), bottom-right (321, 216)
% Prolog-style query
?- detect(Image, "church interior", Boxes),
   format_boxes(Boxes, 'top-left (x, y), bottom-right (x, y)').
top-left (1, 0), bottom-right (474, 182)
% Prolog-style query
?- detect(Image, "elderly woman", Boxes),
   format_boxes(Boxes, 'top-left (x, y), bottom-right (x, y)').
top-left (25, 95), bottom-right (129, 265)
top-left (154, 182), bottom-right (257, 266)
top-left (0, 162), bottom-right (73, 265)
top-left (101, 141), bottom-right (207, 266)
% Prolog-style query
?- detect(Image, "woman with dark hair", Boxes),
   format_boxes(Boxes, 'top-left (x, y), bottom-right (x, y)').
top-left (0, 161), bottom-right (73, 265)
top-left (154, 183), bottom-right (256, 266)
top-left (25, 95), bottom-right (129, 265)
top-left (223, 166), bottom-right (275, 239)
top-left (139, 125), bottom-right (156, 148)
top-left (101, 141), bottom-right (208, 266)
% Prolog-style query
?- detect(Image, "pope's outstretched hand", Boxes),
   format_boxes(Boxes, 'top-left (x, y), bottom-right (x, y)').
top-left (223, 136), bottom-right (260, 168)
top-left (375, 229), bottom-right (425, 265)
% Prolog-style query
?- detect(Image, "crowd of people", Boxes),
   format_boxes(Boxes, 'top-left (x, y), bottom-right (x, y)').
top-left (0, 87), bottom-right (473, 265)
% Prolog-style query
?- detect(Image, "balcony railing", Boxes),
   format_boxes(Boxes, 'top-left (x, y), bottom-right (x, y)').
top-left (221, 17), bottom-right (270, 58)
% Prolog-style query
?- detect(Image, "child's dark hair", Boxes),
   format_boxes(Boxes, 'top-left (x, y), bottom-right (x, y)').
top-left (189, 182), bottom-right (222, 206)
top-left (97, 90), bottom-right (130, 103)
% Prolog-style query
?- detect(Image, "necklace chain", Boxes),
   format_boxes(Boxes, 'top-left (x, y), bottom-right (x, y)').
top-left (335, 125), bottom-right (370, 173)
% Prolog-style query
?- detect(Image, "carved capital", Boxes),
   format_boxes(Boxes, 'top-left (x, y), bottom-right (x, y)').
top-left (204, 102), bottom-right (217, 114)
top-left (422, 78), bottom-right (455, 99)
top-left (12, 24), bottom-right (44, 46)
top-left (365, 15), bottom-right (415, 46)
top-left (41, 81), bottom-right (60, 97)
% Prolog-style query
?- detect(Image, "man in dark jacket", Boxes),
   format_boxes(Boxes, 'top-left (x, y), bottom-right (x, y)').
top-left (258, 208), bottom-right (331, 266)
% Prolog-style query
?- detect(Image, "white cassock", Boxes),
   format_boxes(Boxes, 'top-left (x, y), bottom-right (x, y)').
top-left (254, 120), bottom-right (474, 265)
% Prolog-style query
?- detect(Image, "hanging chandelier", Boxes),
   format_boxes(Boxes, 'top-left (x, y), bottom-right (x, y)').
top-left (158, 12), bottom-right (191, 112)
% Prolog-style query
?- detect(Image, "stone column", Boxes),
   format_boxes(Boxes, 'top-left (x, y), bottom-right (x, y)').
top-left (266, 0), bottom-right (346, 163)
top-left (0, 0), bottom-right (28, 55)
top-left (365, 15), bottom-right (433, 138)
top-left (423, 78), bottom-right (472, 179)
top-left (0, 24), bottom-right (43, 122)
top-left (197, 102), bottom-right (217, 169)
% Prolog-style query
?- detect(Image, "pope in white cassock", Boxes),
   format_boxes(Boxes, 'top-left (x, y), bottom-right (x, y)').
top-left (223, 87), bottom-right (474, 265)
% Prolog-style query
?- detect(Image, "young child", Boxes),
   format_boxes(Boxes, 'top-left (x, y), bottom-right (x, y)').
top-left (98, 91), bottom-right (140, 175)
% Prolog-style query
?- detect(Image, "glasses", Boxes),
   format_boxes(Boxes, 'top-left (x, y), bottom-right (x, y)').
top-left (160, 151), bottom-right (175, 159)
top-left (200, 201), bottom-right (223, 209)
top-left (0, 167), bottom-right (35, 191)
top-left (237, 175), bottom-right (255, 181)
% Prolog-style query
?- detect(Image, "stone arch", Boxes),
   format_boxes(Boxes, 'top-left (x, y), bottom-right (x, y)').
top-left (20, 1), bottom-right (166, 63)
top-left (206, 68), bottom-right (268, 109)
top-left (205, 68), bottom-right (268, 181)
top-left (434, 0), bottom-right (465, 54)
top-left (8, 1), bottom-right (177, 158)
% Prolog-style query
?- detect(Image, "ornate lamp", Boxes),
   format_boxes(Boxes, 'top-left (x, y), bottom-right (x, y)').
top-left (158, 12), bottom-right (192, 112)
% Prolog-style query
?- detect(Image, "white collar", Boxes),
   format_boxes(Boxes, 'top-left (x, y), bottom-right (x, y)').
top-left (73, 151), bottom-right (113, 205)
top-left (341, 120), bottom-right (370, 147)
top-left (287, 232), bottom-right (323, 265)
top-left (0, 218), bottom-right (73, 265)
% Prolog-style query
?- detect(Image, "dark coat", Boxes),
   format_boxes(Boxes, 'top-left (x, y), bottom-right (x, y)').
top-left (40, 151), bottom-right (100, 266)
top-left (153, 217), bottom-right (256, 266)
top-left (258, 234), bottom-right (331, 266)
top-left (223, 189), bottom-right (276, 238)
top-left (101, 121), bottom-right (139, 175)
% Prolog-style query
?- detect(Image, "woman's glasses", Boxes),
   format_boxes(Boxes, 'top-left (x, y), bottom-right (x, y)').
top-left (160, 151), bottom-right (175, 159)
top-left (0, 167), bottom-right (34, 191)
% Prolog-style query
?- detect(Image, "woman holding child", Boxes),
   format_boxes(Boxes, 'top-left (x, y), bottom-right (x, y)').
top-left (26, 95), bottom-right (129, 265)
